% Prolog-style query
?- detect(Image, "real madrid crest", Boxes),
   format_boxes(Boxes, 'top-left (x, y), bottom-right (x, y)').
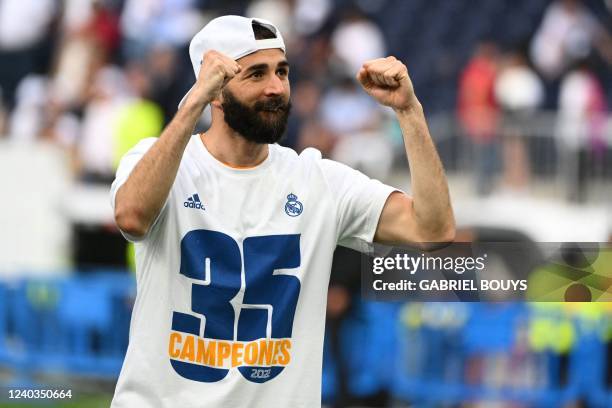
top-left (284, 193), bottom-right (303, 217)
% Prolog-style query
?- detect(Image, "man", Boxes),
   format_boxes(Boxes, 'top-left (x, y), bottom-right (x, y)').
top-left (110, 15), bottom-right (454, 408)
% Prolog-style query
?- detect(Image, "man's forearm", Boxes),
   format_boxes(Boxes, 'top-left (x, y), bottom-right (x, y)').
top-left (113, 50), bottom-right (243, 237)
top-left (396, 102), bottom-right (455, 239)
top-left (114, 98), bottom-right (207, 236)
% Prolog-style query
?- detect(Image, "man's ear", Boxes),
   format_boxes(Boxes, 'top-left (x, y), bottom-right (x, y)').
top-left (211, 92), bottom-right (224, 109)
top-left (211, 98), bottom-right (223, 109)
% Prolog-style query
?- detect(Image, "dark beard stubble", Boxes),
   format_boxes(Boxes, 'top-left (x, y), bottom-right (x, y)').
top-left (221, 88), bottom-right (292, 144)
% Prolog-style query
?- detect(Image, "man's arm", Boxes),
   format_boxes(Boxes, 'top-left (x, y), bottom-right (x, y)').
top-left (356, 57), bottom-right (455, 246)
top-left (114, 51), bottom-right (242, 238)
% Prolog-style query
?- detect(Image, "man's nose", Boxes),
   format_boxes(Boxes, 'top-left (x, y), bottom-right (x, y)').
top-left (264, 74), bottom-right (284, 96)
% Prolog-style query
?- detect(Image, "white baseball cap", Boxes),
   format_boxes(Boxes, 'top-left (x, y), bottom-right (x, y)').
top-left (178, 15), bottom-right (286, 109)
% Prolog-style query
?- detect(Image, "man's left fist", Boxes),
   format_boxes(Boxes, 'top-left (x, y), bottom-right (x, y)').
top-left (356, 56), bottom-right (418, 112)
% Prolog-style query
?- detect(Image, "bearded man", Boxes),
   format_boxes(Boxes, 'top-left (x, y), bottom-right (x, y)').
top-left (110, 15), bottom-right (454, 408)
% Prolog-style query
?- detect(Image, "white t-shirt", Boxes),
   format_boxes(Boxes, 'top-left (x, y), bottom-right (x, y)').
top-left (109, 135), bottom-right (396, 408)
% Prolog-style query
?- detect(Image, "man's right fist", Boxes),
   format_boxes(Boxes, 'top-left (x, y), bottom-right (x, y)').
top-left (189, 50), bottom-right (242, 106)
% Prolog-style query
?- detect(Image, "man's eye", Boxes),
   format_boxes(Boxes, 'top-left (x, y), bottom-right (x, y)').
top-left (277, 69), bottom-right (288, 76)
top-left (251, 71), bottom-right (264, 78)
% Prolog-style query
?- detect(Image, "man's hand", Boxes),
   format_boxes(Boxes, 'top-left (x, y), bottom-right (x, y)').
top-left (187, 50), bottom-right (242, 107)
top-left (356, 56), bottom-right (418, 112)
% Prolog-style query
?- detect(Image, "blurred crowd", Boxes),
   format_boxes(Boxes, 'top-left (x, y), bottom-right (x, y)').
top-left (0, 0), bottom-right (397, 184)
top-left (0, 0), bottom-right (610, 191)
top-left (458, 0), bottom-right (612, 197)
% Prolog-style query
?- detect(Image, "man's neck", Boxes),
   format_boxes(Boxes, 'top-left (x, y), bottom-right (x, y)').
top-left (201, 121), bottom-right (269, 168)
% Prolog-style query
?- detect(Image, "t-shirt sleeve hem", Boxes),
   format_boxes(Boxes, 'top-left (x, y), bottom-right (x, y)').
top-left (364, 184), bottom-right (400, 245)
top-left (337, 183), bottom-right (400, 253)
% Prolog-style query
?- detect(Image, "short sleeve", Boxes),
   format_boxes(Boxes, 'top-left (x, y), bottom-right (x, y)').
top-left (110, 137), bottom-right (166, 242)
top-left (319, 159), bottom-right (397, 253)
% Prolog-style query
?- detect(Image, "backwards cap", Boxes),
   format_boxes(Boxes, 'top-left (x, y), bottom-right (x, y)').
top-left (178, 15), bottom-right (286, 108)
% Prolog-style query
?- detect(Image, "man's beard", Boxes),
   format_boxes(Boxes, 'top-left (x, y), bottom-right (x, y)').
top-left (221, 88), bottom-right (291, 144)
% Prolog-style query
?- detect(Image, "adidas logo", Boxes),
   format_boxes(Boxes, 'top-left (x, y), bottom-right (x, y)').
top-left (184, 193), bottom-right (205, 210)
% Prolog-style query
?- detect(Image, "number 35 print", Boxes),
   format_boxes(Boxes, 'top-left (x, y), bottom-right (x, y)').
top-left (168, 230), bottom-right (301, 383)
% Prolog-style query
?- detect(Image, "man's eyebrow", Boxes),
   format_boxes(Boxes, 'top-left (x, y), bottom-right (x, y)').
top-left (244, 63), bottom-right (269, 73)
top-left (243, 60), bottom-right (290, 74)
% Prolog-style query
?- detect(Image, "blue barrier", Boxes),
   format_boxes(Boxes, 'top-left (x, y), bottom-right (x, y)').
top-left (0, 272), bottom-right (135, 382)
top-left (389, 302), bottom-right (612, 407)
top-left (322, 335), bottom-right (338, 403)
top-left (322, 300), bottom-right (400, 404)
top-left (566, 307), bottom-right (612, 408)
top-left (340, 301), bottom-right (398, 397)
top-left (392, 302), bottom-right (471, 405)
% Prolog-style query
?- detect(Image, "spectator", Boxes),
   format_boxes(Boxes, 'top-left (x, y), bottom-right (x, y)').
top-left (296, 118), bottom-right (336, 158)
top-left (7, 75), bottom-right (49, 142)
top-left (120, 0), bottom-right (204, 60)
top-left (320, 75), bottom-right (379, 136)
top-left (51, 0), bottom-right (120, 111)
top-left (494, 49), bottom-right (544, 192)
top-left (246, 0), bottom-right (294, 44)
top-left (457, 41), bottom-right (500, 196)
top-left (39, 98), bottom-right (81, 151)
top-left (0, 0), bottom-right (57, 131)
top-left (87, 1), bottom-right (122, 58)
top-left (113, 62), bottom-right (164, 168)
top-left (318, 74), bottom-right (392, 179)
top-left (330, 9), bottom-right (386, 75)
top-left (145, 45), bottom-right (186, 125)
top-left (331, 125), bottom-right (393, 182)
top-left (556, 59), bottom-right (608, 202)
top-left (293, 0), bottom-right (331, 36)
top-left (285, 78), bottom-right (322, 151)
top-left (75, 65), bottom-right (131, 183)
top-left (530, 0), bottom-right (612, 81)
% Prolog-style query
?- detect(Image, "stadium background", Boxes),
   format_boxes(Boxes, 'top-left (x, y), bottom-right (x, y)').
top-left (0, 0), bottom-right (611, 406)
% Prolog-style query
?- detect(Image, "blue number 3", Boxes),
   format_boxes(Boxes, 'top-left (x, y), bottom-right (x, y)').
top-left (169, 230), bottom-right (301, 383)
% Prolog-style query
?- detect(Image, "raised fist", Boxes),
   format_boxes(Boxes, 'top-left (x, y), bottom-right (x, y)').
top-left (357, 56), bottom-right (418, 112)
top-left (189, 50), bottom-right (242, 106)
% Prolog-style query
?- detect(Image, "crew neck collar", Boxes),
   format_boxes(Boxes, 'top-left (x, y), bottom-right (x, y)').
top-left (194, 134), bottom-right (274, 176)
